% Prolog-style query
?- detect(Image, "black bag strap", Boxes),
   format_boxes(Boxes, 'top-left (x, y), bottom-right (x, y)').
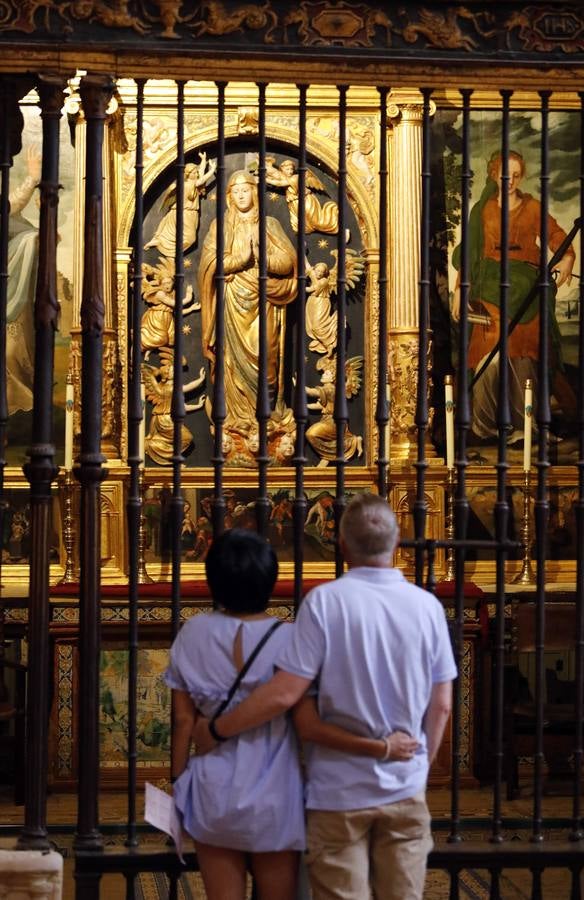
top-left (212, 619), bottom-right (284, 721)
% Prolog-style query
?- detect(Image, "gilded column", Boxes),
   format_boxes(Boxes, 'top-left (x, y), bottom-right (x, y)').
top-left (388, 91), bottom-right (435, 461)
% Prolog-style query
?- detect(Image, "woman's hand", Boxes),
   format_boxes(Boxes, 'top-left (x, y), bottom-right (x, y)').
top-left (380, 731), bottom-right (420, 761)
top-left (192, 715), bottom-right (217, 754)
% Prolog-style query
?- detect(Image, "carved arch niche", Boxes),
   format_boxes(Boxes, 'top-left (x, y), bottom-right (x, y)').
top-left (114, 101), bottom-right (381, 469)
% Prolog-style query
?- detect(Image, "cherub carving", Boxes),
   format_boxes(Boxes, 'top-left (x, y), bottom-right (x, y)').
top-left (141, 257), bottom-right (199, 359)
top-left (145, 152), bottom-right (217, 258)
top-left (305, 355), bottom-right (364, 466)
top-left (264, 157), bottom-right (345, 238)
top-left (192, 1), bottom-right (277, 43)
top-left (142, 350), bottom-right (206, 465)
top-left (306, 249), bottom-right (365, 357)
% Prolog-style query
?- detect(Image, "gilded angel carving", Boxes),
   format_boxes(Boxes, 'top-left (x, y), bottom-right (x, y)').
top-left (305, 355), bottom-right (364, 466)
top-left (142, 350), bottom-right (206, 465)
top-left (264, 157), bottom-right (345, 238)
top-left (140, 257), bottom-right (200, 359)
top-left (306, 249), bottom-right (365, 357)
top-left (145, 152), bottom-right (217, 258)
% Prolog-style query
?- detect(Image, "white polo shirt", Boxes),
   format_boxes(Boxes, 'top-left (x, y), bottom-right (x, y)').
top-left (278, 567), bottom-right (457, 811)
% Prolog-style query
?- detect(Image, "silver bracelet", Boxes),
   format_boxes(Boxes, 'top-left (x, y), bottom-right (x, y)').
top-left (380, 736), bottom-right (392, 762)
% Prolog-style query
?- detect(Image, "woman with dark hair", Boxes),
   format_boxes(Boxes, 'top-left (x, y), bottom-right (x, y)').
top-left (165, 529), bottom-right (301, 899)
top-left (166, 528), bottom-right (414, 900)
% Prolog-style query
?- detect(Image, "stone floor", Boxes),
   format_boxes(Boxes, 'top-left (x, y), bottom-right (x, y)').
top-left (0, 786), bottom-right (581, 898)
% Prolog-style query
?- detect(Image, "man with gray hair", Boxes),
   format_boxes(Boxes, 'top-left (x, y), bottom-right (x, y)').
top-left (196, 493), bottom-right (457, 899)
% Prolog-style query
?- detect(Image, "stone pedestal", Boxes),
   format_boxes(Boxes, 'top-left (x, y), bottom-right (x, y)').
top-left (0, 848), bottom-right (63, 899)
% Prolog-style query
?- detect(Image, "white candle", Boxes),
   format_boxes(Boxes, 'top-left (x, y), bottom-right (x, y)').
top-left (523, 379), bottom-right (533, 472)
top-left (445, 375), bottom-right (455, 470)
top-left (65, 374), bottom-right (74, 471)
top-left (139, 378), bottom-right (146, 465)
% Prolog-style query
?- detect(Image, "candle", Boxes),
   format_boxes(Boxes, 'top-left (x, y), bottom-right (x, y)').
top-left (64, 374), bottom-right (74, 471)
top-left (139, 378), bottom-right (146, 465)
top-left (523, 379), bottom-right (533, 472)
top-left (445, 375), bottom-right (455, 470)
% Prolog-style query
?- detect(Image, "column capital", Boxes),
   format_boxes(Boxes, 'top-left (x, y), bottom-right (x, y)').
top-left (79, 73), bottom-right (115, 120)
top-left (387, 89), bottom-right (436, 125)
top-left (36, 74), bottom-right (68, 117)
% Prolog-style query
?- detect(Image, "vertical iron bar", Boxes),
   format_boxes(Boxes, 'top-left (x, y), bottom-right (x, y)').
top-left (489, 870), bottom-right (501, 900)
top-left (74, 870), bottom-right (101, 900)
top-left (168, 81), bottom-right (185, 802)
top-left (0, 81), bottom-right (11, 741)
top-left (170, 81), bottom-right (185, 643)
top-left (492, 90), bottom-right (512, 843)
top-left (449, 88), bottom-right (472, 845)
top-left (413, 88), bottom-right (432, 587)
top-left (0, 76), bottom-right (31, 794)
top-left (532, 869), bottom-right (543, 900)
top-left (425, 540), bottom-right (436, 594)
top-left (19, 74), bottom-right (66, 852)
top-left (293, 84), bottom-right (308, 613)
top-left (376, 86), bottom-right (389, 500)
top-left (255, 83), bottom-right (270, 537)
top-left (211, 82), bottom-right (226, 540)
top-left (74, 73), bottom-right (114, 855)
top-left (125, 873), bottom-right (136, 900)
top-left (126, 77), bottom-right (146, 850)
top-left (532, 90), bottom-right (552, 844)
top-left (571, 90), bottom-right (584, 843)
top-left (333, 84), bottom-right (348, 576)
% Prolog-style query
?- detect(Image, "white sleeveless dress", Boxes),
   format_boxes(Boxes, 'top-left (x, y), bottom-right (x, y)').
top-left (164, 612), bottom-right (305, 852)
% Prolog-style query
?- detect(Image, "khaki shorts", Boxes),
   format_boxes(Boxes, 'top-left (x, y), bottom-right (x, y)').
top-left (305, 792), bottom-right (433, 900)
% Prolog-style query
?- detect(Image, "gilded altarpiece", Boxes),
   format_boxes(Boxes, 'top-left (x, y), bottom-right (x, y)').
top-left (111, 82), bottom-right (388, 580)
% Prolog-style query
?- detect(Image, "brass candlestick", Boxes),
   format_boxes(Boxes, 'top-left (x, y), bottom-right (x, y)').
top-left (444, 465), bottom-right (456, 581)
top-left (513, 469), bottom-right (535, 585)
top-left (59, 468), bottom-right (77, 584)
top-left (138, 468), bottom-right (153, 584)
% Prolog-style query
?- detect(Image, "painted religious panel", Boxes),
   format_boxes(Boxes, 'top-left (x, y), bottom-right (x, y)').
top-left (0, 487), bottom-right (61, 567)
top-left (140, 146), bottom-right (366, 470)
top-left (142, 484), bottom-right (358, 566)
top-left (7, 101), bottom-right (75, 467)
top-left (431, 104), bottom-right (581, 468)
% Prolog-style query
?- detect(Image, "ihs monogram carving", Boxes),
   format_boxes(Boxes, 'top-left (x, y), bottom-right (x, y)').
top-left (505, 6), bottom-right (584, 52)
